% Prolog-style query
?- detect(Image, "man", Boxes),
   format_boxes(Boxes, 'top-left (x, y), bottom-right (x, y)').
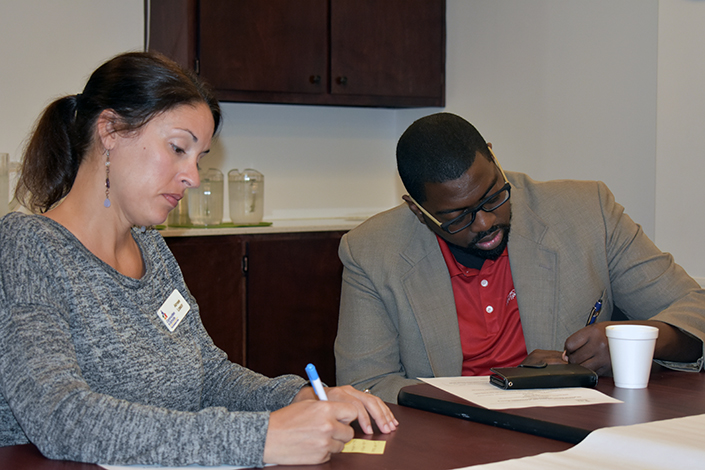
top-left (334, 112), bottom-right (705, 404)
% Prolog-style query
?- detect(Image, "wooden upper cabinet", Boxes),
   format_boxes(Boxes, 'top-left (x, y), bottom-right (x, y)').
top-left (148, 0), bottom-right (198, 71)
top-left (330, 0), bottom-right (445, 103)
top-left (148, 0), bottom-right (445, 107)
top-left (199, 0), bottom-right (328, 96)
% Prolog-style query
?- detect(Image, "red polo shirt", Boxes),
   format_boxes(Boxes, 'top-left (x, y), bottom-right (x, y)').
top-left (438, 237), bottom-right (527, 376)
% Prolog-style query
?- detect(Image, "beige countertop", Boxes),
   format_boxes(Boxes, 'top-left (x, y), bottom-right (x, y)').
top-left (159, 217), bottom-right (366, 237)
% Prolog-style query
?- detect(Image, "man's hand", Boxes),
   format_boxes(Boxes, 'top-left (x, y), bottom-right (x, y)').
top-left (563, 320), bottom-right (702, 376)
top-left (563, 323), bottom-right (612, 375)
top-left (520, 349), bottom-right (568, 367)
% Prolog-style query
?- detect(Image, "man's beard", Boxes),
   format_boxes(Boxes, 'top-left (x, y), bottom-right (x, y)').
top-left (452, 224), bottom-right (511, 260)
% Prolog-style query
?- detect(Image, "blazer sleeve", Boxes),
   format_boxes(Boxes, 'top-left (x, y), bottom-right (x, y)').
top-left (335, 233), bottom-right (422, 404)
top-left (599, 181), bottom-right (705, 370)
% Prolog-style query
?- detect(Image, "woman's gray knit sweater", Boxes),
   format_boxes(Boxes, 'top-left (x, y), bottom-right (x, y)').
top-left (0, 213), bottom-right (306, 466)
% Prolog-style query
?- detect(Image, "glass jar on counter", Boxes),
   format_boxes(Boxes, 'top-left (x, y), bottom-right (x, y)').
top-left (0, 153), bottom-right (8, 218)
top-left (228, 169), bottom-right (264, 224)
top-left (188, 168), bottom-right (224, 226)
top-left (166, 191), bottom-right (190, 227)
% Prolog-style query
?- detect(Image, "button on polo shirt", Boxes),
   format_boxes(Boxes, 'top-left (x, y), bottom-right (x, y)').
top-left (438, 236), bottom-right (527, 376)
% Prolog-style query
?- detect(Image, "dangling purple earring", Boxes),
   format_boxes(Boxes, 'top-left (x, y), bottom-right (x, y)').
top-left (103, 149), bottom-right (111, 208)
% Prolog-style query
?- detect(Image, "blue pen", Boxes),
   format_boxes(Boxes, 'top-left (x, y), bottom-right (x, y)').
top-left (586, 298), bottom-right (603, 326)
top-left (305, 363), bottom-right (328, 401)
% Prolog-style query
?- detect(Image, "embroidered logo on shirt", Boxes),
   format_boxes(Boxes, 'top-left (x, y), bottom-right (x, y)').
top-left (506, 288), bottom-right (517, 305)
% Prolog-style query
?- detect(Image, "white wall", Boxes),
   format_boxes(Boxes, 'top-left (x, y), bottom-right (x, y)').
top-left (405, 0), bottom-right (659, 238)
top-left (2, 0), bottom-right (704, 279)
top-left (212, 103), bottom-right (400, 220)
top-left (0, 1), bottom-right (143, 163)
top-left (656, 0), bottom-right (705, 283)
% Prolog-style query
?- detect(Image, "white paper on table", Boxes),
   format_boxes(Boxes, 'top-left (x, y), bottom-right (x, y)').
top-left (100, 464), bottom-right (251, 469)
top-left (454, 412), bottom-right (705, 469)
top-left (419, 376), bottom-right (622, 410)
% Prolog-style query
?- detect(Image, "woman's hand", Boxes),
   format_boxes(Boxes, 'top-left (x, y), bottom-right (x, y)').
top-left (263, 385), bottom-right (398, 465)
top-left (263, 399), bottom-right (357, 465)
top-left (293, 385), bottom-right (398, 434)
top-left (326, 385), bottom-right (398, 434)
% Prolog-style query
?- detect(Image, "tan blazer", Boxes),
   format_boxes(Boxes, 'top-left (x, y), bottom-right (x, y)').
top-left (335, 172), bottom-right (705, 403)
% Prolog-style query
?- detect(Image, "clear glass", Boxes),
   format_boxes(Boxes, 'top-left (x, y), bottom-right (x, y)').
top-left (166, 191), bottom-right (191, 226)
top-left (187, 168), bottom-right (224, 226)
top-left (228, 169), bottom-right (264, 224)
top-left (0, 153), bottom-right (9, 218)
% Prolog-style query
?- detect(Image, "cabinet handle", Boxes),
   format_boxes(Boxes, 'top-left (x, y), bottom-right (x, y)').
top-left (336, 76), bottom-right (348, 86)
top-left (309, 75), bottom-right (321, 85)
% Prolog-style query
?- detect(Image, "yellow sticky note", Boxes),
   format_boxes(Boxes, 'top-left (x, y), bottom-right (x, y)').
top-left (341, 438), bottom-right (386, 454)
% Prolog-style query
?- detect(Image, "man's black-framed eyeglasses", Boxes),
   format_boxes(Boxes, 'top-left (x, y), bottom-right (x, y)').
top-left (408, 150), bottom-right (511, 234)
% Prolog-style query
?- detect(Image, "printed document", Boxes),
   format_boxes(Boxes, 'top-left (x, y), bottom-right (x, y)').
top-left (420, 376), bottom-right (622, 409)
top-left (456, 412), bottom-right (705, 469)
top-left (101, 465), bottom-right (248, 470)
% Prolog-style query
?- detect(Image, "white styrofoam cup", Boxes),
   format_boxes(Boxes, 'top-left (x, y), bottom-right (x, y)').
top-left (606, 324), bottom-right (659, 389)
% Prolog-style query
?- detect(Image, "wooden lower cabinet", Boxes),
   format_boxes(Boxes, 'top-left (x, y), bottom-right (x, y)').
top-left (164, 231), bottom-right (345, 385)
top-left (165, 235), bottom-right (247, 365)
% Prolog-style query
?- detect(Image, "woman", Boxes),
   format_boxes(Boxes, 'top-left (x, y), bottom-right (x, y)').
top-left (0, 52), bottom-right (397, 467)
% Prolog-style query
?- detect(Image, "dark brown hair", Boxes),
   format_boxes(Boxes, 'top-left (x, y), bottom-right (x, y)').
top-left (16, 51), bottom-right (221, 213)
top-left (396, 113), bottom-right (492, 204)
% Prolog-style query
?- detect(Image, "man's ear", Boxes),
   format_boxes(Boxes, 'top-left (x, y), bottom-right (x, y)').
top-left (96, 109), bottom-right (120, 153)
top-left (402, 195), bottom-right (427, 225)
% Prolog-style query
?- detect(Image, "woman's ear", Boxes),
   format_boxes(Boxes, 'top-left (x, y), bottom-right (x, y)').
top-left (96, 109), bottom-right (120, 152)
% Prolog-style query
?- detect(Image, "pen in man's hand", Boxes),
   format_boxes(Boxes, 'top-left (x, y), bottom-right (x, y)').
top-left (563, 296), bottom-right (604, 361)
top-left (585, 298), bottom-right (603, 326)
top-left (305, 363), bottom-right (328, 401)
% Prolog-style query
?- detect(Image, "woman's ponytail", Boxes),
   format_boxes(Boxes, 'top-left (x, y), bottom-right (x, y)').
top-left (15, 94), bottom-right (83, 213)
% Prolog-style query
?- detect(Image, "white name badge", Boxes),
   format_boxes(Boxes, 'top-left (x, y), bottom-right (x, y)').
top-left (157, 289), bottom-right (191, 332)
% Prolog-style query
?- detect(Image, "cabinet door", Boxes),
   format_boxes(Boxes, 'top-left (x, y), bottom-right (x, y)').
top-left (148, 0), bottom-right (198, 71)
top-left (330, 0), bottom-right (445, 105)
top-left (245, 232), bottom-right (345, 385)
top-left (199, 0), bottom-right (328, 95)
top-left (149, 0), bottom-right (444, 107)
top-left (165, 236), bottom-right (247, 365)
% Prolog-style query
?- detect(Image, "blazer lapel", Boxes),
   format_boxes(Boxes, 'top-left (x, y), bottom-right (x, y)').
top-left (399, 220), bottom-right (463, 376)
top-left (507, 176), bottom-right (559, 351)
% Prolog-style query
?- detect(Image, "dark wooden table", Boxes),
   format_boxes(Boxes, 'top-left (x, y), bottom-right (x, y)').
top-left (6, 368), bottom-right (699, 469)
top-left (0, 402), bottom-right (571, 470)
top-left (399, 367), bottom-right (705, 444)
